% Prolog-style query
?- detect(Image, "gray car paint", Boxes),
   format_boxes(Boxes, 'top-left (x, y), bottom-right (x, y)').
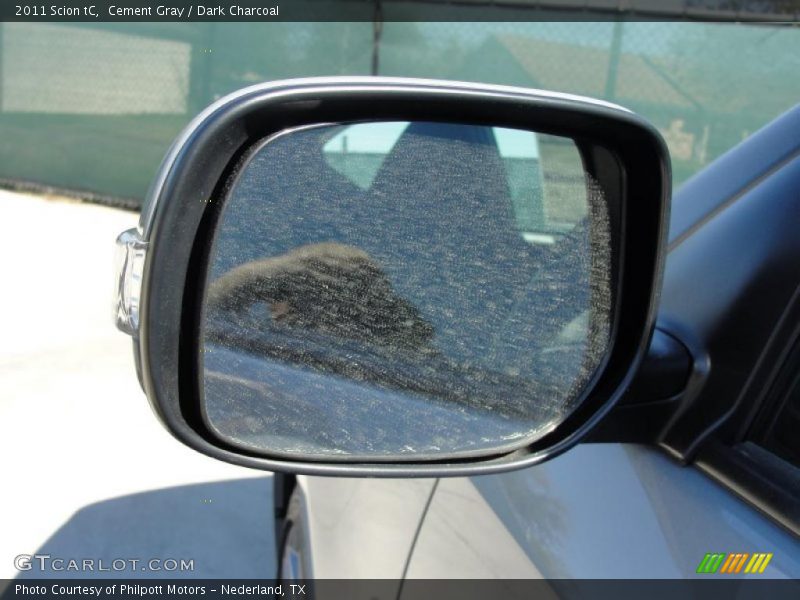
top-left (295, 445), bottom-right (799, 579)
top-left (295, 476), bottom-right (436, 579)
top-left (410, 444), bottom-right (799, 578)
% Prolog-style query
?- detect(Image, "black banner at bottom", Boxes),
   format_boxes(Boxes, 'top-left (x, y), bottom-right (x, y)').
top-left (2, 579), bottom-right (800, 600)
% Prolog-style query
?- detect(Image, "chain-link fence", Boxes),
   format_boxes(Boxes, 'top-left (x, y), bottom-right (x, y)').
top-left (1, 19), bottom-right (799, 206)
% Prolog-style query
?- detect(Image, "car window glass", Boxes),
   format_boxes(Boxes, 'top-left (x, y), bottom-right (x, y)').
top-left (750, 344), bottom-right (800, 469)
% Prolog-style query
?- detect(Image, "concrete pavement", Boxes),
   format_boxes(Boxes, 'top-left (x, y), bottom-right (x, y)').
top-left (0, 190), bottom-right (275, 579)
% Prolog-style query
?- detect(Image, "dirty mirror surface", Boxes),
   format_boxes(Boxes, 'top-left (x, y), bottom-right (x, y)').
top-left (201, 121), bottom-right (613, 460)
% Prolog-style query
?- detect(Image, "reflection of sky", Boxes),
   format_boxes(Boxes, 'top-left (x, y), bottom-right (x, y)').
top-left (323, 121), bottom-right (408, 154)
top-left (496, 127), bottom-right (540, 159)
top-left (324, 121), bottom-right (540, 158)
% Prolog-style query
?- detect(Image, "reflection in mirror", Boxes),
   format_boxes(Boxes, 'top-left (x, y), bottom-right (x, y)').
top-left (201, 121), bottom-right (613, 460)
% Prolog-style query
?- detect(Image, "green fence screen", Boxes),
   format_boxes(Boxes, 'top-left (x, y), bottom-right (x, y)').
top-left (1, 20), bottom-right (799, 206)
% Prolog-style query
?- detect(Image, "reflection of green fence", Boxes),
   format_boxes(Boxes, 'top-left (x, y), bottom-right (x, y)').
top-left (1, 21), bottom-right (798, 206)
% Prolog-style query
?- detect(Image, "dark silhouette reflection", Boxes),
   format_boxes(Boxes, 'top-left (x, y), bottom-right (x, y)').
top-left (207, 242), bottom-right (434, 352)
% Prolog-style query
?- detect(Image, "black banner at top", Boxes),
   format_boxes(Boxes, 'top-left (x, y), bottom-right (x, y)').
top-left (1, 0), bottom-right (799, 22)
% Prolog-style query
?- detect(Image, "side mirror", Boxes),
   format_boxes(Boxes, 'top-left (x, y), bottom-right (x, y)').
top-left (115, 78), bottom-right (670, 476)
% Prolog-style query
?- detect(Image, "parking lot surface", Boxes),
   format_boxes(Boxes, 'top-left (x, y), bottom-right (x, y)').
top-left (0, 190), bottom-right (275, 579)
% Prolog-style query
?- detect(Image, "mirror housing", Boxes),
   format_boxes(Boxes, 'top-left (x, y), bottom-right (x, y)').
top-left (117, 77), bottom-right (670, 476)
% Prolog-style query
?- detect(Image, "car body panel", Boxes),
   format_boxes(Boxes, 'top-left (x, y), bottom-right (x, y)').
top-left (407, 445), bottom-right (800, 578)
top-left (295, 476), bottom-right (436, 578)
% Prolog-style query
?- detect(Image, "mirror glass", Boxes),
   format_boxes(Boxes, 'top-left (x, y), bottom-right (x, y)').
top-left (201, 121), bottom-right (613, 460)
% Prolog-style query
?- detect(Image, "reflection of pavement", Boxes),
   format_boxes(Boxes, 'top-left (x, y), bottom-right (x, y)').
top-left (205, 345), bottom-right (545, 458)
top-left (0, 191), bottom-right (274, 579)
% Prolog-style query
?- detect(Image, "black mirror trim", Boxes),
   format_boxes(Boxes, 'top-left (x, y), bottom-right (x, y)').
top-left (135, 77), bottom-right (670, 476)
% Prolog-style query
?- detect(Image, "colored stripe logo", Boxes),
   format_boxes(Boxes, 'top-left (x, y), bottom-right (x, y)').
top-left (696, 552), bottom-right (773, 574)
